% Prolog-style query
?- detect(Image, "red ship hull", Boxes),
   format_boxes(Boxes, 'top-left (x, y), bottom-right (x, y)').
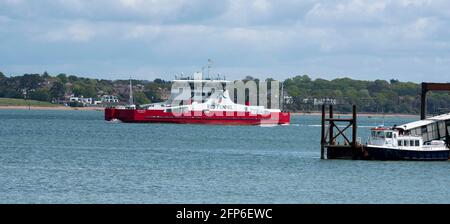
top-left (105, 108), bottom-right (290, 125)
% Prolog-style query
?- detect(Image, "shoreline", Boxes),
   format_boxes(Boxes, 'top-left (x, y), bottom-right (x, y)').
top-left (0, 106), bottom-right (420, 117)
top-left (0, 106), bottom-right (104, 111)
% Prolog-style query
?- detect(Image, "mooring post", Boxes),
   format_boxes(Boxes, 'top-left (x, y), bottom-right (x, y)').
top-left (446, 121), bottom-right (450, 148)
top-left (352, 105), bottom-right (357, 149)
top-left (421, 83), bottom-right (427, 120)
top-left (321, 104), bottom-right (326, 160)
top-left (329, 105), bottom-right (334, 145)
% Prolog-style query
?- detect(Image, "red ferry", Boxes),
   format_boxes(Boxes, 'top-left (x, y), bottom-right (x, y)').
top-left (105, 78), bottom-right (290, 125)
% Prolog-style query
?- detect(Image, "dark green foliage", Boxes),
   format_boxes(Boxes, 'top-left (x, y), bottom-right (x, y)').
top-left (0, 73), bottom-right (170, 105)
top-left (0, 88), bottom-right (21, 98)
top-left (29, 89), bottom-right (51, 102)
top-left (19, 74), bottom-right (44, 90)
top-left (154, 78), bottom-right (166, 84)
top-left (57, 74), bottom-right (68, 84)
top-left (283, 75), bottom-right (449, 114)
top-left (134, 91), bottom-right (151, 105)
top-left (68, 75), bottom-right (78, 83)
top-left (42, 71), bottom-right (50, 78)
top-left (50, 81), bottom-right (66, 99)
top-left (72, 83), bottom-right (96, 98)
top-left (144, 82), bottom-right (163, 102)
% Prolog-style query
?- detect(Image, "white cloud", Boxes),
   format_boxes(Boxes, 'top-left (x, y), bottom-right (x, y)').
top-left (1, 0), bottom-right (450, 81)
top-left (252, 0), bottom-right (271, 13)
top-left (40, 21), bottom-right (98, 42)
top-left (124, 25), bottom-right (162, 40)
top-left (305, 0), bottom-right (388, 24)
top-left (404, 17), bottom-right (436, 39)
top-left (399, 0), bottom-right (432, 7)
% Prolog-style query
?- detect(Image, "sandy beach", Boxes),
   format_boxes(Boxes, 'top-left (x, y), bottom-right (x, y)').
top-left (0, 106), bottom-right (105, 111)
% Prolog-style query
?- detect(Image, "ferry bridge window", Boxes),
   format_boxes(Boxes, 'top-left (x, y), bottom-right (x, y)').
top-left (410, 140), bottom-right (414, 146)
top-left (415, 140), bottom-right (420, 147)
top-left (404, 140), bottom-right (409, 146)
top-left (398, 140), bottom-right (403, 146)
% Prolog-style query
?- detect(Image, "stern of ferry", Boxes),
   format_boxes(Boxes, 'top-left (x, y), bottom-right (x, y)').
top-left (105, 107), bottom-right (116, 121)
top-left (278, 112), bottom-right (291, 125)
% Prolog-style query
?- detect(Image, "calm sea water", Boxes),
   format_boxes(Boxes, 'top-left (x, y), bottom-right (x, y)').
top-left (1, 109), bottom-right (450, 204)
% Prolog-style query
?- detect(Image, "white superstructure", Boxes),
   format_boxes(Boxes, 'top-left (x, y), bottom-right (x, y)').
top-left (368, 127), bottom-right (448, 152)
top-left (141, 90), bottom-right (281, 115)
top-left (397, 112), bottom-right (450, 143)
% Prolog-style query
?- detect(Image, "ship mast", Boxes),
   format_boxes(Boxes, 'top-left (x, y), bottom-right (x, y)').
top-left (129, 78), bottom-right (134, 105)
top-left (207, 59), bottom-right (213, 80)
top-left (281, 81), bottom-right (285, 112)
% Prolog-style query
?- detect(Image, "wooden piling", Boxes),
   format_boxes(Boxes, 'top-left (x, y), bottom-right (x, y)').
top-left (321, 104), bottom-right (366, 160)
top-left (321, 104), bottom-right (325, 160)
top-left (421, 84), bottom-right (427, 120)
top-left (352, 105), bottom-right (357, 148)
top-left (329, 105), bottom-right (334, 145)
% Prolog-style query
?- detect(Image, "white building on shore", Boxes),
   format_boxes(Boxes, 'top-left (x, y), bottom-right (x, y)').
top-left (68, 95), bottom-right (102, 106)
top-left (101, 95), bottom-right (119, 103)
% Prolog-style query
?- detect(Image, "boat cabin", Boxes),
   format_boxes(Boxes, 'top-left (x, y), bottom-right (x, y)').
top-left (369, 127), bottom-right (423, 148)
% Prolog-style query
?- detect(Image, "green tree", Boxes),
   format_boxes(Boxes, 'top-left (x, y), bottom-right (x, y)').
top-left (57, 73), bottom-right (68, 84)
top-left (29, 89), bottom-right (51, 102)
top-left (0, 71), bottom-right (5, 79)
top-left (72, 84), bottom-right (96, 98)
top-left (144, 83), bottom-right (163, 102)
top-left (68, 75), bottom-right (78, 83)
top-left (390, 79), bottom-right (399, 85)
top-left (43, 71), bottom-right (50, 78)
top-left (83, 85), bottom-right (97, 98)
top-left (134, 91), bottom-right (151, 105)
top-left (391, 82), bottom-right (419, 96)
top-left (72, 84), bottom-right (83, 97)
top-left (50, 81), bottom-right (66, 99)
top-left (20, 74), bottom-right (43, 90)
top-left (0, 87), bottom-right (21, 98)
top-left (368, 80), bottom-right (390, 94)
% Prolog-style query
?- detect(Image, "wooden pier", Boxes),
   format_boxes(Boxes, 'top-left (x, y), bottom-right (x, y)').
top-left (321, 105), bottom-right (367, 160)
top-left (321, 82), bottom-right (450, 160)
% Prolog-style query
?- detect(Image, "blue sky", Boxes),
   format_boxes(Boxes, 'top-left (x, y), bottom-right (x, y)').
top-left (1, 0), bottom-right (450, 82)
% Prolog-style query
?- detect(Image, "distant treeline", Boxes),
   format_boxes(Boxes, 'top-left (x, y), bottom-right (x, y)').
top-left (0, 71), bottom-right (449, 114)
top-left (0, 71), bottom-right (171, 105)
top-left (284, 75), bottom-right (450, 114)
